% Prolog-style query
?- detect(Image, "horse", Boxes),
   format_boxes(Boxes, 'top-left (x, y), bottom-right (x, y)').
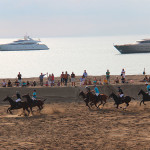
top-left (109, 92), bottom-right (135, 109)
top-left (22, 94), bottom-right (46, 113)
top-left (79, 91), bottom-right (91, 108)
top-left (3, 96), bottom-right (30, 116)
top-left (79, 91), bottom-right (108, 108)
top-left (138, 89), bottom-right (150, 105)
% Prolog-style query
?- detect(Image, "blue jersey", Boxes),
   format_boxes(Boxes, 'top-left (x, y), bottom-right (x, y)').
top-left (33, 92), bottom-right (37, 98)
top-left (94, 87), bottom-right (99, 94)
top-left (147, 85), bottom-right (150, 91)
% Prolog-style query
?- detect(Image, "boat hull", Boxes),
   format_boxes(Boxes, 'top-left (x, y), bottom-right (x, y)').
top-left (114, 44), bottom-right (150, 54)
top-left (0, 44), bottom-right (49, 51)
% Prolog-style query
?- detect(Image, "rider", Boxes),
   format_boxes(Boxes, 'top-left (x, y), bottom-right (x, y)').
top-left (94, 85), bottom-right (100, 96)
top-left (145, 82), bottom-right (150, 95)
top-left (15, 91), bottom-right (22, 102)
top-left (85, 86), bottom-right (91, 93)
top-left (32, 89), bottom-right (37, 101)
top-left (118, 87), bottom-right (124, 101)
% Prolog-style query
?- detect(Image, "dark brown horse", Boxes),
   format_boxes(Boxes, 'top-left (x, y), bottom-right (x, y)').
top-left (3, 96), bottom-right (30, 116)
top-left (22, 94), bottom-right (46, 113)
top-left (138, 89), bottom-right (150, 105)
top-left (79, 91), bottom-right (108, 108)
top-left (109, 92), bottom-right (135, 109)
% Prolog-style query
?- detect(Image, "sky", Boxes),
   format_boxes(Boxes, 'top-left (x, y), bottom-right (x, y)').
top-left (0, 0), bottom-right (150, 37)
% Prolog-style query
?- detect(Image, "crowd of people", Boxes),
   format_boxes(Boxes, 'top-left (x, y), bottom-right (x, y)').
top-left (1, 68), bottom-right (147, 88)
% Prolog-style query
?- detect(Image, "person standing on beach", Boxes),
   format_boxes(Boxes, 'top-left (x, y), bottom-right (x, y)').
top-left (71, 72), bottom-right (75, 86)
top-left (121, 68), bottom-right (125, 83)
top-left (17, 72), bottom-right (22, 86)
top-left (60, 72), bottom-right (64, 86)
top-left (51, 73), bottom-right (54, 86)
top-left (83, 70), bottom-right (88, 78)
top-left (39, 73), bottom-right (46, 86)
top-left (106, 69), bottom-right (110, 84)
top-left (64, 71), bottom-right (69, 86)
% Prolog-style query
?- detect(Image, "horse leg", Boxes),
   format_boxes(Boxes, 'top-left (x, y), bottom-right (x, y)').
top-left (103, 100), bottom-right (106, 106)
top-left (123, 103), bottom-right (129, 110)
top-left (140, 100), bottom-right (143, 106)
top-left (116, 104), bottom-right (119, 109)
top-left (143, 101), bottom-right (146, 105)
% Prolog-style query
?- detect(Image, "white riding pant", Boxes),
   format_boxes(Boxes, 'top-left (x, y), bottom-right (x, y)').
top-left (120, 94), bottom-right (124, 98)
top-left (32, 97), bottom-right (36, 101)
top-left (16, 98), bottom-right (21, 102)
top-left (95, 93), bottom-right (99, 96)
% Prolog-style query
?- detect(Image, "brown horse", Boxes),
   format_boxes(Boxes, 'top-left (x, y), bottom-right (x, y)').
top-left (22, 94), bottom-right (46, 113)
top-left (79, 91), bottom-right (108, 108)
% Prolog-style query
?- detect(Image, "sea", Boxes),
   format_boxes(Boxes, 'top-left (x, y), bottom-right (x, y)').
top-left (0, 35), bottom-right (149, 78)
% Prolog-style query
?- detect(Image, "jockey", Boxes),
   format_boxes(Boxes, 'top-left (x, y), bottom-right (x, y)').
top-left (94, 85), bottom-right (100, 96)
top-left (145, 82), bottom-right (150, 95)
top-left (85, 86), bottom-right (91, 93)
top-left (15, 91), bottom-right (22, 102)
top-left (32, 89), bottom-right (37, 101)
top-left (118, 87), bottom-right (124, 98)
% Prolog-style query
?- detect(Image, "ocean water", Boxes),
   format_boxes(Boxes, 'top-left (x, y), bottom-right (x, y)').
top-left (0, 35), bottom-right (149, 78)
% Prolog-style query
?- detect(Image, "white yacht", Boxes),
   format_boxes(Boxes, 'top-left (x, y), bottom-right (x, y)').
top-left (0, 36), bottom-right (49, 51)
top-left (114, 39), bottom-right (150, 54)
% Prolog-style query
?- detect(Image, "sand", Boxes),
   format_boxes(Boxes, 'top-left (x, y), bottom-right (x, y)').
top-left (0, 75), bottom-right (150, 149)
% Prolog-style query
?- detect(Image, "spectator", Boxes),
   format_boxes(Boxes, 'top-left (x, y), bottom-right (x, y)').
top-left (98, 78), bottom-right (102, 85)
top-left (32, 81), bottom-right (36, 86)
top-left (80, 76), bottom-right (85, 86)
top-left (2, 80), bottom-right (6, 87)
top-left (106, 69), bottom-right (110, 84)
top-left (15, 80), bottom-right (19, 87)
top-left (143, 68), bottom-right (146, 75)
top-left (64, 71), bottom-right (69, 86)
top-left (114, 76), bottom-right (119, 84)
top-left (45, 81), bottom-right (48, 86)
top-left (47, 74), bottom-right (52, 86)
top-left (22, 81), bottom-right (27, 87)
top-left (103, 78), bottom-right (108, 85)
top-left (17, 72), bottom-right (22, 86)
top-left (27, 81), bottom-right (30, 86)
top-left (71, 72), bottom-right (75, 86)
top-left (51, 73), bottom-right (54, 86)
top-left (83, 70), bottom-right (88, 78)
top-left (93, 77), bottom-right (97, 85)
top-left (121, 68), bottom-right (125, 82)
top-left (8, 80), bottom-right (12, 87)
top-left (60, 72), bottom-right (64, 86)
top-left (57, 80), bottom-right (60, 86)
top-left (88, 79), bottom-right (92, 85)
top-left (39, 73), bottom-right (46, 86)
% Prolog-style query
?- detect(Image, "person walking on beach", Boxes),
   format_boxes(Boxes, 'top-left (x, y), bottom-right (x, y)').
top-left (17, 72), bottom-right (22, 86)
top-left (106, 69), bottom-right (110, 84)
top-left (39, 73), bottom-right (46, 86)
top-left (71, 72), bottom-right (75, 86)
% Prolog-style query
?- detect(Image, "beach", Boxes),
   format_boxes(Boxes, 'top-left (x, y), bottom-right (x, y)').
top-left (0, 75), bottom-right (150, 149)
